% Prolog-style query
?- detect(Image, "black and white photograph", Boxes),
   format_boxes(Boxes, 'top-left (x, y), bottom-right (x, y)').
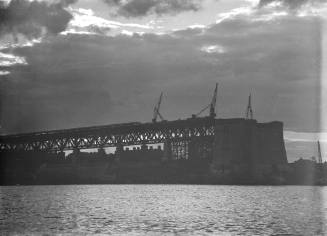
top-left (0, 0), bottom-right (326, 235)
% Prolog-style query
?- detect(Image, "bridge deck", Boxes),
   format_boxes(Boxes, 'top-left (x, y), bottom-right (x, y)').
top-left (0, 117), bottom-right (224, 152)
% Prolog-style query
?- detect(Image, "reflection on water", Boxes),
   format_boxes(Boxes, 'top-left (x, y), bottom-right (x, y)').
top-left (0, 185), bottom-right (326, 235)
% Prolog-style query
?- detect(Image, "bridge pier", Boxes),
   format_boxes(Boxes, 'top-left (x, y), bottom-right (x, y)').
top-left (97, 147), bottom-right (106, 157)
top-left (58, 151), bottom-right (65, 159)
top-left (163, 139), bottom-right (172, 161)
top-left (141, 143), bottom-right (148, 151)
top-left (72, 148), bottom-right (80, 164)
top-left (171, 140), bottom-right (188, 160)
top-left (188, 138), bottom-right (199, 160)
top-left (115, 143), bottom-right (124, 160)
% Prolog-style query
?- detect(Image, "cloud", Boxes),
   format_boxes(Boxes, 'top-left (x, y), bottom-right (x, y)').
top-left (64, 8), bottom-right (156, 36)
top-left (0, 51), bottom-right (27, 74)
top-left (0, 8), bottom-right (321, 135)
top-left (200, 45), bottom-right (226, 54)
top-left (258, 0), bottom-right (327, 11)
top-left (0, 71), bottom-right (10, 76)
top-left (0, 1), bottom-right (324, 164)
top-left (0, 0), bottom-right (323, 137)
top-left (103, 0), bottom-right (203, 17)
top-left (0, 52), bottom-right (27, 67)
top-left (0, 0), bottom-right (77, 40)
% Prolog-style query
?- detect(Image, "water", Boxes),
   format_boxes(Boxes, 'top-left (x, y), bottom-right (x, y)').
top-left (0, 185), bottom-right (326, 235)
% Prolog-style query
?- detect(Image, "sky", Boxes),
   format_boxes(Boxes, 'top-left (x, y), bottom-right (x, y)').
top-left (0, 0), bottom-right (326, 161)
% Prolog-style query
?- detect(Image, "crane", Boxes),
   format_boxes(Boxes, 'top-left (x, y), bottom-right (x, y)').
top-left (192, 83), bottom-right (218, 118)
top-left (152, 92), bottom-right (165, 123)
top-left (317, 140), bottom-right (323, 164)
top-left (245, 93), bottom-right (253, 120)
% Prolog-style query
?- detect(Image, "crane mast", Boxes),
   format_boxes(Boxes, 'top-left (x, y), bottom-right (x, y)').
top-left (193, 83), bottom-right (218, 118)
top-left (209, 83), bottom-right (218, 118)
top-left (245, 93), bottom-right (253, 120)
top-left (152, 92), bottom-right (164, 123)
top-left (318, 140), bottom-right (323, 164)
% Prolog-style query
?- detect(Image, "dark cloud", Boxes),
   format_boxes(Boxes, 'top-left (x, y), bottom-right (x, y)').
top-left (104, 0), bottom-right (203, 17)
top-left (0, 5), bottom-right (322, 137)
top-left (258, 0), bottom-right (326, 9)
top-left (0, 12), bottom-right (321, 135)
top-left (0, 0), bottom-right (77, 40)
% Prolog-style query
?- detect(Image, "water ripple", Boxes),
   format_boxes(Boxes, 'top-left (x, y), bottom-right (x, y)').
top-left (0, 185), bottom-right (326, 235)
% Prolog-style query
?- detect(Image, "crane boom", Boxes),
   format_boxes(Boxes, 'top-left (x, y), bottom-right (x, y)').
top-left (152, 92), bottom-right (164, 123)
top-left (157, 92), bottom-right (163, 114)
top-left (245, 93), bottom-right (253, 119)
top-left (195, 104), bottom-right (210, 117)
top-left (209, 83), bottom-right (218, 118)
top-left (193, 83), bottom-right (218, 118)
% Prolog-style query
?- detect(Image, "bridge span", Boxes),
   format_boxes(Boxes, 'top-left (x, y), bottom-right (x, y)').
top-left (0, 117), bottom-right (287, 165)
top-left (0, 117), bottom-right (215, 153)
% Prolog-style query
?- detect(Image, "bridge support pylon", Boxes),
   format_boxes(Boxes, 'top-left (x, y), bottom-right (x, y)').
top-left (72, 148), bottom-right (80, 165)
top-left (163, 139), bottom-right (172, 161)
top-left (141, 142), bottom-right (148, 151)
top-left (58, 151), bottom-right (65, 159)
top-left (97, 147), bottom-right (106, 157)
top-left (115, 143), bottom-right (124, 160)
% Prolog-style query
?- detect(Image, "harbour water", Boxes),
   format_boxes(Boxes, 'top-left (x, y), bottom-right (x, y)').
top-left (0, 185), bottom-right (326, 235)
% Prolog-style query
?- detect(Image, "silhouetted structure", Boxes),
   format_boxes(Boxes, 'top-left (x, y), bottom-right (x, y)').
top-left (317, 140), bottom-right (323, 164)
top-left (245, 93), bottom-right (253, 120)
top-left (152, 92), bottom-right (165, 123)
top-left (0, 84), bottom-right (293, 185)
top-left (0, 117), bottom-right (287, 165)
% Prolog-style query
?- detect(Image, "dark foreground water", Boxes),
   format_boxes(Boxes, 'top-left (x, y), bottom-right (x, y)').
top-left (0, 185), bottom-right (326, 235)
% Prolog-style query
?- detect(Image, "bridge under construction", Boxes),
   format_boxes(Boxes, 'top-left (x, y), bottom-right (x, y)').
top-left (0, 84), bottom-right (288, 167)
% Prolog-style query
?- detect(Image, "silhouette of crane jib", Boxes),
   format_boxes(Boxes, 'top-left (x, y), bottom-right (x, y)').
top-left (192, 83), bottom-right (218, 119)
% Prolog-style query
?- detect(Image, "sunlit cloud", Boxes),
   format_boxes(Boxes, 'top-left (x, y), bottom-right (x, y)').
top-left (216, 7), bottom-right (254, 23)
top-left (216, 6), bottom-right (289, 23)
top-left (64, 8), bottom-right (157, 36)
top-left (201, 45), bottom-right (226, 54)
top-left (216, 0), bottom-right (327, 24)
top-left (258, 0), bottom-right (327, 17)
top-left (61, 29), bottom-right (98, 36)
top-left (102, 0), bottom-right (203, 18)
top-left (188, 24), bottom-right (206, 29)
top-left (0, 52), bottom-right (27, 67)
top-left (0, 71), bottom-right (10, 76)
top-left (0, 52), bottom-right (27, 75)
top-left (0, 38), bottom-right (42, 50)
top-left (121, 30), bottom-right (134, 36)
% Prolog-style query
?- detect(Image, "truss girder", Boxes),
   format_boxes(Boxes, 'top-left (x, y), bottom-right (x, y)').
top-left (0, 118), bottom-right (216, 152)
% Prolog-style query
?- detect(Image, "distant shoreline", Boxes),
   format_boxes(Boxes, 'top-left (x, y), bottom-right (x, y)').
top-left (1, 152), bottom-right (326, 186)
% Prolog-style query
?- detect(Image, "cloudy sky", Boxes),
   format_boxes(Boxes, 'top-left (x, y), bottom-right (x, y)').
top-left (0, 0), bottom-right (326, 161)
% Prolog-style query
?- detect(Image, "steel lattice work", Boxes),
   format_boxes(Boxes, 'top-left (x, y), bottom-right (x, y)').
top-left (0, 117), bottom-right (215, 152)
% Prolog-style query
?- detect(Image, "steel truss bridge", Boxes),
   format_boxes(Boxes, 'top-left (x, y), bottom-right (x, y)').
top-left (0, 117), bottom-right (216, 153)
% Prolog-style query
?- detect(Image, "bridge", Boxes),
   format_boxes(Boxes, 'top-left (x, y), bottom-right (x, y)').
top-left (0, 83), bottom-right (287, 164)
top-left (0, 117), bottom-right (216, 155)
top-left (0, 83), bottom-right (221, 158)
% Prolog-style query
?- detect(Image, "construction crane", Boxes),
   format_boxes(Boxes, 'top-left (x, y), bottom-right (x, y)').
top-left (317, 140), bottom-right (323, 164)
top-left (152, 92), bottom-right (165, 123)
top-left (245, 93), bottom-right (253, 120)
top-left (192, 83), bottom-right (218, 118)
